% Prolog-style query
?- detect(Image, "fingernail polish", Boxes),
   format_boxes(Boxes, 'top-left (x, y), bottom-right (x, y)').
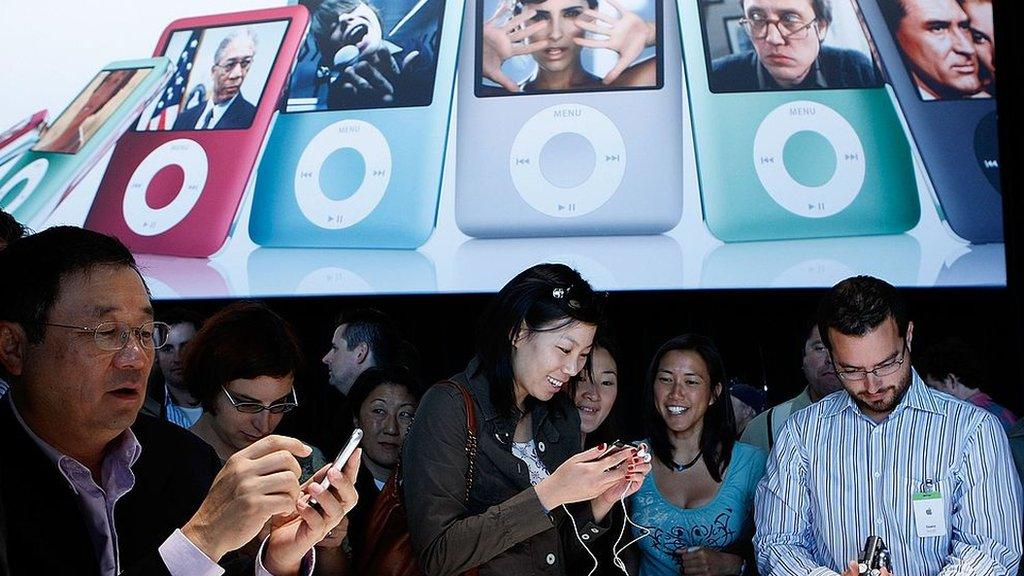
top-left (598, 443), bottom-right (607, 451)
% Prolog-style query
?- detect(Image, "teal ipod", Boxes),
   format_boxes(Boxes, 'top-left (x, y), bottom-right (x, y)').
top-left (678, 0), bottom-right (919, 241)
top-left (0, 58), bottom-right (172, 229)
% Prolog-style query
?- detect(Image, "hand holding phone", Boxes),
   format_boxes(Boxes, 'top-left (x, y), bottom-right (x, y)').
top-left (310, 428), bottom-right (363, 506)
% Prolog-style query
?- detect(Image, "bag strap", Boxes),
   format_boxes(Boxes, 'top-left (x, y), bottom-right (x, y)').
top-left (441, 380), bottom-right (478, 498)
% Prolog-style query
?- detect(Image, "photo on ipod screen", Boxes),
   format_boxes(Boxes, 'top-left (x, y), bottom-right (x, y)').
top-left (475, 0), bottom-right (664, 95)
top-left (699, 0), bottom-right (883, 93)
top-left (875, 0), bottom-right (994, 100)
top-left (134, 20), bottom-right (290, 132)
top-left (283, 0), bottom-right (446, 112)
top-left (33, 68), bottom-right (153, 154)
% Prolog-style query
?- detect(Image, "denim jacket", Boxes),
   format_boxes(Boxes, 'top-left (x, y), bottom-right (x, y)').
top-left (402, 359), bottom-right (610, 576)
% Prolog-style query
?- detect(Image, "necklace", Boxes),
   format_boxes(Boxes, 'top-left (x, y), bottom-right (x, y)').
top-left (671, 451), bottom-right (702, 472)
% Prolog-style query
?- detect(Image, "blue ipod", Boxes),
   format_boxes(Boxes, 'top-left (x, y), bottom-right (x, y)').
top-left (249, 0), bottom-right (462, 248)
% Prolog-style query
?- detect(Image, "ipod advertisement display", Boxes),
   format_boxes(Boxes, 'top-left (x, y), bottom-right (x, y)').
top-left (455, 0), bottom-right (683, 238)
top-left (84, 7), bottom-right (308, 258)
top-left (858, 0), bottom-right (1002, 243)
top-left (249, 0), bottom-right (460, 249)
top-left (0, 111), bottom-right (47, 168)
top-left (1, 60), bottom-right (170, 230)
top-left (682, 0), bottom-right (919, 241)
top-left (0, 0), bottom-right (1012, 296)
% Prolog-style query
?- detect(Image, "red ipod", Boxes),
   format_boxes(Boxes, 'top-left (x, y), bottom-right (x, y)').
top-left (85, 7), bottom-right (308, 257)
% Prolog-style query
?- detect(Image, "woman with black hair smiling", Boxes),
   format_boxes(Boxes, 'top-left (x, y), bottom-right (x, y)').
top-left (630, 335), bottom-right (767, 576)
top-left (402, 263), bottom-right (652, 576)
top-left (576, 331), bottom-right (624, 449)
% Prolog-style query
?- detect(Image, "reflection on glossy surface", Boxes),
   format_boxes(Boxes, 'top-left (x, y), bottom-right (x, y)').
top-left (246, 248), bottom-right (437, 297)
top-left (701, 234), bottom-right (923, 288)
top-left (136, 254), bottom-right (232, 300)
top-left (451, 235), bottom-right (684, 292)
top-left (935, 243), bottom-right (1006, 286)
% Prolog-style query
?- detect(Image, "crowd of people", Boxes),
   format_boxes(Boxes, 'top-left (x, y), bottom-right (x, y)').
top-left (0, 216), bottom-right (1022, 576)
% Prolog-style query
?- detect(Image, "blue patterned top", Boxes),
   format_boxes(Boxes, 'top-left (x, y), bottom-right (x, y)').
top-left (631, 441), bottom-right (768, 576)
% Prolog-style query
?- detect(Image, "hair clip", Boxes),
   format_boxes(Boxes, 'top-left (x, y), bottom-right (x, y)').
top-left (552, 287), bottom-right (568, 299)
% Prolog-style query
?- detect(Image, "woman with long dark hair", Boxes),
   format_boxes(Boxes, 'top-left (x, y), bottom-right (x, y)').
top-left (402, 263), bottom-right (652, 575)
top-left (630, 335), bottom-right (767, 576)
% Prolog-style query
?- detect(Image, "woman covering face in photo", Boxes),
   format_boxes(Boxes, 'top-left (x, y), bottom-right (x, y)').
top-left (482, 0), bottom-right (657, 92)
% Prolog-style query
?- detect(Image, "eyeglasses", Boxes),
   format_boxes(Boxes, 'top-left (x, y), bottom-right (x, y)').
top-left (214, 57), bottom-right (254, 71)
top-left (221, 386), bottom-right (299, 414)
top-left (37, 321), bottom-right (170, 351)
top-left (833, 342), bottom-right (908, 382)
top-left (740, 15), bottom-right (818, 40)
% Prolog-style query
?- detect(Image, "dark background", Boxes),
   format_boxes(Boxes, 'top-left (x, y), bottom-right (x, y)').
top-left (154, 285), bottom-right (1023, 443)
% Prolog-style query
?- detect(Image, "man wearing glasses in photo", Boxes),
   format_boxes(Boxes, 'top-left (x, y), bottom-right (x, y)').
top-left (711, 0), bottom-right (880, 91)
top-left (0, 227), bottom-right (358, 576)
top-left (174, 28), bottom-right (260, 130)
top-left (754, 275), bottom-right (1022, 575)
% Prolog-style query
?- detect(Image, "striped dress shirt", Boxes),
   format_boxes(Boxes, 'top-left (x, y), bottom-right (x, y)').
top-left (755, 371), bottom-right (1023, 575)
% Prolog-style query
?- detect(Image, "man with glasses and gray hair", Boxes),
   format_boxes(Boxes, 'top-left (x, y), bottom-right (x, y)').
top-left (711, 0), bottom-right (880, 90)
top-left (0, 226), bottom-right (359, 575)
top-left (174, 28), bottom-right (259, 130)
top-left (754, 275), bottom-right (1022, 575)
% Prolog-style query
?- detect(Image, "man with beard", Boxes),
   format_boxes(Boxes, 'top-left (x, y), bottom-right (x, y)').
top-left (754, 276), bottom-right (1022, 575)
top-left (741, 321), bottom-right (844, 452)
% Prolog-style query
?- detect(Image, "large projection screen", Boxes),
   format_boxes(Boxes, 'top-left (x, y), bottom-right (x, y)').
top-left (0, 0), bottom-right (1008, 298)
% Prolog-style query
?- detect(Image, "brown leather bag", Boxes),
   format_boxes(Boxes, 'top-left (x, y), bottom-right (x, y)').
top-left (357, 381), bottom-right (480, 576)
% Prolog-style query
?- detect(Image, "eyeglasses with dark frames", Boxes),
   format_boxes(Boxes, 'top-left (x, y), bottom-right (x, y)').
top-left (740, 15), bottom-right (819, 40)
top-left (833, 341), bottom-right (909, 382)
top-left (221, 386), bottom-right (299, 414)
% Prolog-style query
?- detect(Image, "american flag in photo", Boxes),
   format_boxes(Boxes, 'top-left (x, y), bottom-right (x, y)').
top-left (148, 30), bottom-right (201, 130)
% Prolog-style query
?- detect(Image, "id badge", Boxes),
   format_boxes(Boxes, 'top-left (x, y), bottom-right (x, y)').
top-left (912, 490), bottom-right (947, 537)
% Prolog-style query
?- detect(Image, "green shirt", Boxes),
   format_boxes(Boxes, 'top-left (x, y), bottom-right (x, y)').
top-left (740, 387), bottom-right (813, 453)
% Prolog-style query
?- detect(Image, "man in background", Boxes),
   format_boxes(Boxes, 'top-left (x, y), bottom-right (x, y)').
top-left (742, 321), bottom-right (843, 452)
top-left (141, 307), bottom-right (205, 428)
top-left (920, 336), bottom-right (1018, 431)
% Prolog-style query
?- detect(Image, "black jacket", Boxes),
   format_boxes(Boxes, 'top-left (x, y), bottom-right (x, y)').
top-left (402, 360), bottom-right (611, 576)
top-left (0, 398), bottom-right (223, 576)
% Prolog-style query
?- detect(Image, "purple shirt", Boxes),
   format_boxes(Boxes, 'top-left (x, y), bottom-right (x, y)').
top-left (968, 391), bottom-right (1019, 432)
top-left (7, 395), bottom-right (313, 576)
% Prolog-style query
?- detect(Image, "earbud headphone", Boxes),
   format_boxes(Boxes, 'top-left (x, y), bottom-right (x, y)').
top-left (563, 443), bottom-right (654, 576)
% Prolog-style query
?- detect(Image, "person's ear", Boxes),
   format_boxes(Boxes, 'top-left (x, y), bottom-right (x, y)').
top-left (816, 19), bottom-right (829, 42)
top-left (905, 321), bottom-right (914, 352)
top-left (354, 342), bottom-right (370, 365)
top-left (0, 321), bottom-right (28, 378)
top-left (709, 382), bottom-right (723, 406)
top-left (511, 322), bottom-right (527, 349)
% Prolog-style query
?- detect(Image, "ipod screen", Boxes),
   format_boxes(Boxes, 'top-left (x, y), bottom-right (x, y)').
top-left (699, 0), bottom-right (883, 93)
top-left (135, 20), bottom-right (291, 131)
top-left (875, 0), bottom-right (994, 101)
top-left (475, 0), bottom-right (664, 95)
top-left (283, 0), bottom-right (447, 112)
top-left (33, 68), bottom-right (153, 154)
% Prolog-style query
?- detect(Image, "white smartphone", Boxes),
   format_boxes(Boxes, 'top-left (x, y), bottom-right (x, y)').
top-left (311, 428), bottom-right (363, 504)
